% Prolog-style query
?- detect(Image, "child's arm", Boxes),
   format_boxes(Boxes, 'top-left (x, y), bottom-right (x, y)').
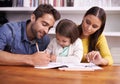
top-left (56, 38), bottom-right (83, 64)
top-left (45, 38), bottom-right (57, 62)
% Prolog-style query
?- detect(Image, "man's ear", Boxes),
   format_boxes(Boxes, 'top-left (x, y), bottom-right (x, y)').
top-left (30, 14), bottom-right (36, 22)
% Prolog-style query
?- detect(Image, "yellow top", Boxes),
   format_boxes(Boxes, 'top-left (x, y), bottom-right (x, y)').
top-left (81, 34), bottom-right (113, 65)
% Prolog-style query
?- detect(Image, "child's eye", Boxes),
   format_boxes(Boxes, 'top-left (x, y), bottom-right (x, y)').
top-left (63, 40), bottom-right (67, 43)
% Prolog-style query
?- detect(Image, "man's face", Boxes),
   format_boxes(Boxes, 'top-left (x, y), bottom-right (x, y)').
top-left (31, 14), bottom-right (55, 39)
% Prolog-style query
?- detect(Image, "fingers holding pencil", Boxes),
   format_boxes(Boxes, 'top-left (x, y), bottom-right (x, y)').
top-left (30, 42), bottom-right (51, 66)
top-left (36, 42), bottom-right (40, 52)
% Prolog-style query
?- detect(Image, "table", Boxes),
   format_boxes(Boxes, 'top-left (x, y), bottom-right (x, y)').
top-left (0, 65), bottom-right (120, 84)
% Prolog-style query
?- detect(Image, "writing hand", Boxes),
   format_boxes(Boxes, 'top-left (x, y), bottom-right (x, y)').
top-left (31, 52), bottom-right (51, 66)
top-left (44, 49), bottom-right (56, 62)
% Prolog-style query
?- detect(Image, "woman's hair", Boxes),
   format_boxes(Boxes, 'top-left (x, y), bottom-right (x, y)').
top-left (78, 6), bottom-right (106, 52)
top-left (56, 19), bottom-right (79, 44)
top-left (33, 4), bottom-right (61, 21)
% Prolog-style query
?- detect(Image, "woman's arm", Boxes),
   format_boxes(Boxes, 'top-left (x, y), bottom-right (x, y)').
top-left (86, 34), bottom-right (113, 66)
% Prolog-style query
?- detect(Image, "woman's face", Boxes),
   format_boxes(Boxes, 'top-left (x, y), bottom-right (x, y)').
top-left (82, 15), bottom-right (102, 38)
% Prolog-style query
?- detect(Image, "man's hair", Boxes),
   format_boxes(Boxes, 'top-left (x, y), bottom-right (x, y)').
top-left (33, 4), bottom-right (61, 21)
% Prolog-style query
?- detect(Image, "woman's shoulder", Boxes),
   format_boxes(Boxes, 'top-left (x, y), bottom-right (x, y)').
top-left (97, 34), bottom-right (107, 45)
top-left (98, 34), bottom-right (106, 40)
top-left (99, 33), bottom-right (105, 37)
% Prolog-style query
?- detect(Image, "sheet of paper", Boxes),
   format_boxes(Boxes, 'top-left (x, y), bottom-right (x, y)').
top-left (35, 62), bottom-right (68, 69)
top-left (68, 63), bottom-right (103, 70)
top-left (35, 62), bottom-right (102, 71)
top-left (59, 63), bottom-right (102, 71)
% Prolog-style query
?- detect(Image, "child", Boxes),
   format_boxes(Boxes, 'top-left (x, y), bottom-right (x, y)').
top-left (46, 19), bottom-right (83, 64)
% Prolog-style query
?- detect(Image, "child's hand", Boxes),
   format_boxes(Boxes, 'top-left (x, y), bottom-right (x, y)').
top-left (50, 54), bottom-right (56, 62)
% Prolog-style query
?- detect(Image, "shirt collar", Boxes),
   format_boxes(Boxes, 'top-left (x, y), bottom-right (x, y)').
top-left (21, 20), bottom-right (30, 42)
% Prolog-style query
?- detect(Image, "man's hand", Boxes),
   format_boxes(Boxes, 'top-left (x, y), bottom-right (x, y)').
top-left (30, 51), bottom-right (51, 66)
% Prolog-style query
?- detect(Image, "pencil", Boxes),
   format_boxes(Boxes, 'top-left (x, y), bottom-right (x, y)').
top-left (36, 42), bottom-right (39, 52)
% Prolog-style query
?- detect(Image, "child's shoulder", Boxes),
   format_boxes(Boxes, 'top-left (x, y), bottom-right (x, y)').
top-left (73, 38), bottom-right (82, 45)
top-left (51, 38), bottom-right (56, 41)
top-left (76, 38), bottom-right (82, 42)
top-left (50, 38), bottom-right (57, 44)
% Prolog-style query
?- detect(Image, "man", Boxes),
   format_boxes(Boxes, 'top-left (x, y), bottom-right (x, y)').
top-left (0, 4), bottom-right (61, 66)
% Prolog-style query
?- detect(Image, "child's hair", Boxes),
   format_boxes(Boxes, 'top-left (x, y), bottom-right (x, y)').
top-left (56, 19), bottom-right (79, 44)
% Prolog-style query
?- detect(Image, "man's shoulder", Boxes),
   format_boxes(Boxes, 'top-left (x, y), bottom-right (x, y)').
top-left (0, 20), bottom-right (26, 30)
top-left (0, 20), bottom-right (27, 39)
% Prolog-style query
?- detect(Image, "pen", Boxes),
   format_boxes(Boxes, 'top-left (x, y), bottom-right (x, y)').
top-left (36, 42), bottom-right (39, 52)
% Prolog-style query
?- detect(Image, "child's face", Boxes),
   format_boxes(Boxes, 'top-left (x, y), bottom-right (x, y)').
top-left (56, 33), bottom-right (71, 48)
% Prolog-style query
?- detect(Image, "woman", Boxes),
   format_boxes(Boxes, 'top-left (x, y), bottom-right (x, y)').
top-left (78, 6), bottom-right (113, 66)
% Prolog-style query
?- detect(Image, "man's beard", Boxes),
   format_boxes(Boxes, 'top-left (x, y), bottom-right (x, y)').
top-left (31, 27), bottom-right (37, 39)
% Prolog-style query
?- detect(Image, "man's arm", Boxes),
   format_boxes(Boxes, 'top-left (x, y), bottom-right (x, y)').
top-left (0, 51), bottom-right (50, 66)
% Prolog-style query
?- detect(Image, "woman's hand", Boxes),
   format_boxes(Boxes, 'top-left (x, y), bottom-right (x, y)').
top-left (86, 51), bottom-right (107, 65)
